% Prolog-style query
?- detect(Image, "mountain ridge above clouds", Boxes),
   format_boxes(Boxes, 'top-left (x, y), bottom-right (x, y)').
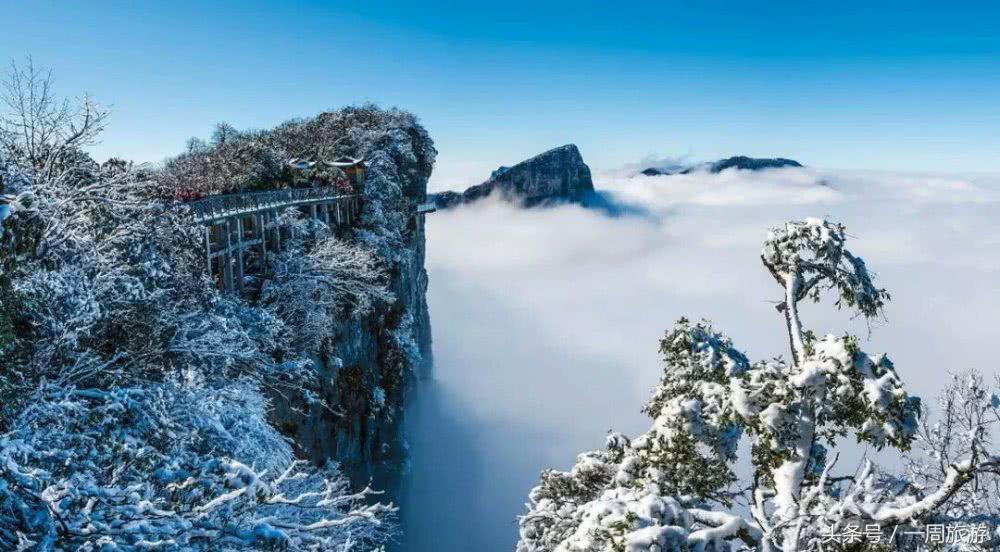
top-left (428, 144), bottom-right (594, 210)
top-left (427, 147), bottom-right (813, 218)
top-left (640, 155), bottom-right (803, 176)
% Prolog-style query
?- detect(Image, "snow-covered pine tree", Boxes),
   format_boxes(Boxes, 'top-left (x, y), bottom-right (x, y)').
top-left (516, 219), bottom-right (1000, 552)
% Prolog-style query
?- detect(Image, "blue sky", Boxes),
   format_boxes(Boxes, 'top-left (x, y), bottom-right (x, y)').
top-left (2, 0), bottom-right (998, 188)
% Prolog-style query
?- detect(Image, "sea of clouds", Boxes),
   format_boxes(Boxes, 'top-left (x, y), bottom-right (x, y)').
top-left (402, 166), bottom-right (1000, 551)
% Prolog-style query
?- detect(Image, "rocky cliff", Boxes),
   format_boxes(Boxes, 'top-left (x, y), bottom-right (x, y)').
top-left (161, 107), bottom-right (437, 495)
top-left (0, 107), bottom-right (432, 547)
top-left (430, 144), bottom-right (594, 208)
top-left (266, 109), bottom-right (436, 493)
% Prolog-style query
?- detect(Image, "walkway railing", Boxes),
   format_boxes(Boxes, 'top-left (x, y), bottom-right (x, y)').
top-left (185, 183), bottom-right (433, 295)
top-left (188, 187), bottom-right (360, 223)
top-left (186, 187), bottom-right (364, 294)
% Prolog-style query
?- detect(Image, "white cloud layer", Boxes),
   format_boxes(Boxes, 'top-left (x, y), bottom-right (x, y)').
top-left (402, 166), bottom-right (1000, 550)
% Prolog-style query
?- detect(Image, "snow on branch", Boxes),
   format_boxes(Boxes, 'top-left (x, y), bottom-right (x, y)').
top-left (0, 57), bottom-right (109, 178)
top-left (261, 214), bottom-right (394, 356)
top-left (0, 383), bottom-right (395, 550)
top-left (762, 218), bottom-right (889, 319)
top-left (0, 78), bottom-right (412, 549)
top-left (517, 220), bottom-right (999, 552)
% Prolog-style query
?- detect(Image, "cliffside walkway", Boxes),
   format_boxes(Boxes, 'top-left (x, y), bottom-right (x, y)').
top-left (188, 187), bottom-right (362, 294)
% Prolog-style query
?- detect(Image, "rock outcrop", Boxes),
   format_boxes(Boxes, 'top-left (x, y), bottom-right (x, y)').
top-left (237, 108), bottom-right (437, 497)
top-left (428, 190), bottom-right (463, 209)
top-left (430, 144), bottom-right (594, 208)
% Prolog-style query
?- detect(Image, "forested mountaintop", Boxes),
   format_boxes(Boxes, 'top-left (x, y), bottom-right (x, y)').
top-left (161, 106), bottom-right (434, 198)
top-left (0, 97), bottom-right (435, 550)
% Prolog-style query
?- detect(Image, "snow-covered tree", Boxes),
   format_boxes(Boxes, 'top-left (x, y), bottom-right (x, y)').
top-left (0, 57), bottom-right (109, 177)
top-left (0, 63), bottom-right (402, 549)
top-left (0, 157), bottom-right (397, 548)
top-left (517, 219), bottom-right (999, 552)
top-left (891, 372), bottom-right (1000, 550)
top-left (159, 124), bottom-right (287, 197)
top-left (261, 213), bottom-right (394, 356)
top-left (0, 383), bottom-right (394, 550)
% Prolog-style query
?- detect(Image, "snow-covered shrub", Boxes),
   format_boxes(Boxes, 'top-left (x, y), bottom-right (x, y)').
top-left (0, 157), bottom-right (26, 355)
top-left (0, 163), bottom-right (221, 406)
top-left (889, 372), bottom-right (1000, 550)
top-left (0, 157), bottom-right (397, 545)
top-left (387, 312), bottom-right (421, 377)
top-left (640, 319), bottom-right (749, 500)
top-left (261, 212), bottom-right (394, 355)
top-left (517, 219), bottom-right (997, 552)
top-left (0, 382), bottom-right (394, 550)
top-left (517, 323), bottom-right (762, 552)
top-left (159, 124), bottom-right (288, 197)
top-left (0, 71), bottom-right (407, 547)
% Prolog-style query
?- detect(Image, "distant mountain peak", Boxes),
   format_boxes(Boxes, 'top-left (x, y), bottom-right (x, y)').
top-left (430, 144), bottom-right (594, 209)
top-left (705, 156), bottom-right (802, 173)
top-left (640, 155), bottom-right (803, 176)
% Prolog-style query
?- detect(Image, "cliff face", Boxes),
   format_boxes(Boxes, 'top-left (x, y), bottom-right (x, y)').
top-left (264, 110), bottom-right (436, 494)
top-left (430, 144), bottom-right (594, 208)
top-left (275, 244), bottom-right (431, 492)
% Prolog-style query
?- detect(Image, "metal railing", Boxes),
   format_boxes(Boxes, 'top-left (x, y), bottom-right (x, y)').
top-left (187, 187), bottom-right (361, 223)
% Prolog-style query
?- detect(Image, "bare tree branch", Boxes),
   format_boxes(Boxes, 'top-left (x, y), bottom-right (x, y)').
top-left (0, 57), bottom-right (109, 176)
